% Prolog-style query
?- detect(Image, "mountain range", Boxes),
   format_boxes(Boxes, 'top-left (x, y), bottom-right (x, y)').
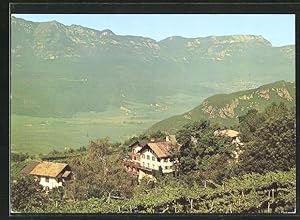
top-left (11, 16), bottom-right (294, 121)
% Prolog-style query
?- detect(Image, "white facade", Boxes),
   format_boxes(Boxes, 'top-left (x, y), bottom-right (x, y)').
top-left (139, 148), bottom-right (174, 174)
top-left (39, 176), bottom-right (63, 190)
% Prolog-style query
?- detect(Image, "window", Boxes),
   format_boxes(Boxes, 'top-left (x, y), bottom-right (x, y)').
top-left (147, 155), bottom-right (150, 160)
top-left (152, 156), bottom-right (155, 161)
top-left (147, 163), bottom-right (150, 168)
top-left (152, 164), bottom-right (155, 169)
top-left (142, 154), bottom-right (145, 159)
top-left (142, 162), bottom-right (145, 166)
top-left (133, 156), bottom-right (136, 160)
top-left (165, 166), bottom-right (169, 170)
top-left (45, 177), bottom-right (49, 183)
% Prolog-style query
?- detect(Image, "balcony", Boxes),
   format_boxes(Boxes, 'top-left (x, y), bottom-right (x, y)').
top-left (123, 159), bottom-right (141, 168)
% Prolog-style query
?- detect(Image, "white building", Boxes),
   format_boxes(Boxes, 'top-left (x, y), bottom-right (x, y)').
top-left (124, 136), bottom-right (179, 181)
top-left (138, 142), bottom-right (176, 174)
top-left (21, 161), bottom-right (73, 190)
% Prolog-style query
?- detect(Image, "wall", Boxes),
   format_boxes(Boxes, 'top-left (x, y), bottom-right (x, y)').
top-left (160, 158), bottom-right (174, 173)
top-left (133, 145), bottom-right (142, 153)
top-left (139, 148), bottom-right (174, 173)
top-left (132, 145), bottom-right (142, 162)
top-left (39, 176), bottom-right (62, 190)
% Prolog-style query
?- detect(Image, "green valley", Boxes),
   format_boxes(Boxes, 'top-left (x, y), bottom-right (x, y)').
top-left (11, 16), bottom-right (295, 154)
top-left (10, 14), bottom-right (296, 215)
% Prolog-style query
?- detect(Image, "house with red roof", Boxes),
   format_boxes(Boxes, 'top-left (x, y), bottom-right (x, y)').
top-left (123, 135), bottom-right (179, 180)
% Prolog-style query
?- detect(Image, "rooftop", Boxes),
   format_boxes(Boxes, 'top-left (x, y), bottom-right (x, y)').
top-left (20, 161), bottom-right (40, 175)
top-left (141, 141), bottom-right (176, 158)
top-left (29, 161), bottom-right (69, 178)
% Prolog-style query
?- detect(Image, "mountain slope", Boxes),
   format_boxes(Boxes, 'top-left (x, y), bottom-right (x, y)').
top-left (11, 16), bottom-right (295, 118)
top-left (148, 80), bottom-right (295, 134)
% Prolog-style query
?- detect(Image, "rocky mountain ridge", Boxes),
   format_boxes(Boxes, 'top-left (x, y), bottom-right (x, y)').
top-left (148, 80), bottom-right (295, 133)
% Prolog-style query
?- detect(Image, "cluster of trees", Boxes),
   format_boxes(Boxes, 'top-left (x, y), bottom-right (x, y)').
top-left (65, 138), bottom-right (137, 201)
top-left (39, 146), bottom-right (87, 161)
top-left (175, 120), bottom-right (236, 182)
top-left (237, 102), bottom-right (295, 174)
top-left (174, 102), bottom-right (295, 183)
top-left (11, 102), bottom-right (296, 213)
top-left (11, 152), bottom-right (34, 162)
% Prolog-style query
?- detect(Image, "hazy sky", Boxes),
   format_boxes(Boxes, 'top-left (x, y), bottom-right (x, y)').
top-left (13, 14), bottom-right (295, 46)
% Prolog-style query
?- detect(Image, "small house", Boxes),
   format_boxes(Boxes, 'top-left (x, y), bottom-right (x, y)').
top-left (21, 161), bottom-right (73, 190)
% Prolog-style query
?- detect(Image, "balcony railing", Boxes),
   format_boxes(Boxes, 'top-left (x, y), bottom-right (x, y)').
top-left (123, 159), bottom-right (155, 172)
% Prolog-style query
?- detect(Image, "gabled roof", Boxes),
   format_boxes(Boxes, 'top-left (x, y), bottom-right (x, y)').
top-left (20, 161), bottom-right (40, 175)
top-left (139, 141), bottom-right (175, 158)
top-left (129, 140), bottom-right (148, 148)
top-left (29, 161), bottom-right (68, 178)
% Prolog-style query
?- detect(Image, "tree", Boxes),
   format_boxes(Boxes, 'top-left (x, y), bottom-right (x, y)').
top-left (11, 176), bottom-right (46, 212)
top-left (238, 107), bottom-right (295, 174)
top-left (87, 138), bottom-right (112, 161)
top-left (176, 120), bottom-right (234, 182)
top-left (149, 130), bottom-right (166, 139)
top-left (238, 109), bottom-right (265, 142)
top-left (66, 138), bottom-right (137, 201)
top-left (11, 152), bottom-right (31, 162)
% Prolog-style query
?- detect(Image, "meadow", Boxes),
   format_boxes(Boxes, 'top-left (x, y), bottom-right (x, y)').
top-left (10, 80), bottom-right (269, 155)
top-left (11, 114), bottom-right (148, 154)
top-left (11, 93), bottom-right (202, 154)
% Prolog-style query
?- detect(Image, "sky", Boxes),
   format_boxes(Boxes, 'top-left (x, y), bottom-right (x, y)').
top-left (13, 14), bottom-right (295, 47)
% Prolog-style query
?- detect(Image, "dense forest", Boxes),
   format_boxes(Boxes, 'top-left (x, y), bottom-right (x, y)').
top-left (11, 102), bottom-right (296, 213)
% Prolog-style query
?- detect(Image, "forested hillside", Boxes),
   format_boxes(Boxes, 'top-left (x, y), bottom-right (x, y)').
top-left (149, 80), bottom-right (295, 133)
